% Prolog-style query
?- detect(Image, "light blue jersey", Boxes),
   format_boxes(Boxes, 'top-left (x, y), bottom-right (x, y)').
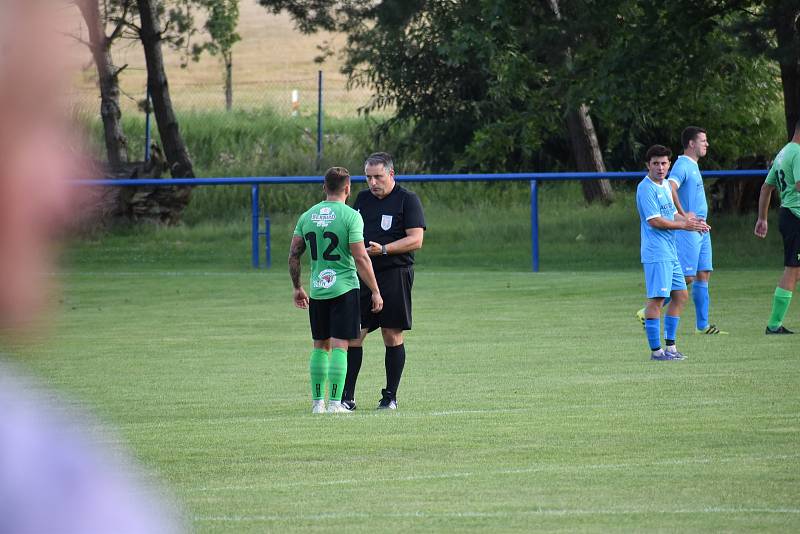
top-left (668, 155), bottom-right (707, 219)
top-left (636, 176), bottom-right (678, 263)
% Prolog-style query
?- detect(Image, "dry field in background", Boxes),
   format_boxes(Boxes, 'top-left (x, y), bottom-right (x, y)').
top-left (66, 0), bottom-right (372, 116)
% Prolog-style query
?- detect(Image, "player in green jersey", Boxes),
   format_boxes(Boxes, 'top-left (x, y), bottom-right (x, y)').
top-left (289, 167), bottom-right (383, 413)
top-left (755, 120), bottom-right (800, 334)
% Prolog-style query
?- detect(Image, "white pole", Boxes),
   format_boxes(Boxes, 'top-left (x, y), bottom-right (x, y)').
top-left (291, 89), bottom-right (299, 116)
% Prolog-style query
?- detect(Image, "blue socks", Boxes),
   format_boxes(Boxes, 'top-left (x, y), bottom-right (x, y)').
top-left (645, 318), bottom-right (661, 350)
top-left (664, 315), bottom-right (680, 343)
top-left (692, 280), bottom-right (709, 330)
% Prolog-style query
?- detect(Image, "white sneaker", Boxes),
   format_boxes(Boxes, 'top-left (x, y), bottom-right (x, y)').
top-left (312, 400), bottom-right (325, 414)
top-left (326, 400), bottom-right (352, 414)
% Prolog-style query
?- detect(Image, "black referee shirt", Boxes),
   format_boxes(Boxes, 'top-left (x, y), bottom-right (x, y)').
top-left (353, 185), bottom-right (426, 272)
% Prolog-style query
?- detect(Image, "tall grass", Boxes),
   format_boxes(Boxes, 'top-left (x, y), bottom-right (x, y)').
top-left (82, 108), bottom-right (545, 221)
top-left (65, 180), bottom-right (784, 273)
top-left (73, 109), bottom-right (784, 273)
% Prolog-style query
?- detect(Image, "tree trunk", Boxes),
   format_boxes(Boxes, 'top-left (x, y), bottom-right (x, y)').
top-left (76, 0), bottom-right (128, 168)
top-left (566, 104), bottom-right (615, 205)
top-left (137, 0), bottom-right (195, 178)
top-left (224, 52), bottom-right (233, 111)
top-left (772, 2), bottom-right (800, 141)
top-left (548, 0), bottom-right (613, 205)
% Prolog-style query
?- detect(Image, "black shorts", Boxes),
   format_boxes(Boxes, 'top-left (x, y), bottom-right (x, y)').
top-left (309, 288), bottom-right (361, 340)
top-left (779, 208), bottom-right (800, 267)
top-left (360, 267), bottom-right (414, 332)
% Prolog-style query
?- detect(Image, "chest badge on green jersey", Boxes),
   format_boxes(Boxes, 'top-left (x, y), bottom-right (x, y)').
top-left (311, 207), bottom-right (336, 228)
top-left (381, 214), bottom-right (392, 230)
top-left (313, 268), bottom-right (337, 289)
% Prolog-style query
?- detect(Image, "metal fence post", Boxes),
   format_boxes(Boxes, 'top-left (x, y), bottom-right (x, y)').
top-left (530, 179), bottom-right (539, 272)
top-left (144, 87), bottom-right (152, 161)
top-left (264, 214), bottom-right (271, 269)
top-left (251, 185), bottom-right (260, 268)
top-left (316, 70), bottom-right (323, 170)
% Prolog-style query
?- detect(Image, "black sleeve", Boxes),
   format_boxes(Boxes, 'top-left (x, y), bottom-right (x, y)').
top-left (352, 191), bottom-right (363, 211)
top-left (404, 192), bottom-right (426, 230)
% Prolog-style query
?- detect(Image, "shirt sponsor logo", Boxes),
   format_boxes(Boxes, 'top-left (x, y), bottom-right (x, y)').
top-left (313, 269), bottom-right (337, 289)
top-left (311, 207), bottom-right (336, 227)
top-left (380, 214), bottom-right (393, 231)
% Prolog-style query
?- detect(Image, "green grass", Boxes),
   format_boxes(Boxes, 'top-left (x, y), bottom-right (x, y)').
top-left (10, 267), bottom-right (800, 533)
top-left (15, 193), bottom-right (799, 532)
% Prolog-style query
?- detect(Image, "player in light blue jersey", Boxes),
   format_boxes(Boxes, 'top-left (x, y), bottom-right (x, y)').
top-left (636, 145), bottom-right (710, 361)
top-left (668, 127), bottom-right (726, 334)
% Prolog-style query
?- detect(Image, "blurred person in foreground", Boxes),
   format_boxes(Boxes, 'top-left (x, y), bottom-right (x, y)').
top-left (754, 119), bottom-right (800, 334)
top-left (0, 2), bottom-right (184, 532)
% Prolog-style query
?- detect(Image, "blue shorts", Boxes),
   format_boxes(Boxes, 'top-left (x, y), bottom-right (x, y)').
top-left (643, 260), bottom-right (687, 299)
top-left (675, 230), bottom-right (713, 277)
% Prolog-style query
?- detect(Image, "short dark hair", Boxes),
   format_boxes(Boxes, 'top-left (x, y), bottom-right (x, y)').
top-left (795, 118), bottom-right (800, 134)
top-left (681, 126), bottom-right (706, 149)
top-left (645, 144), bottom-right (672, 162)
top-left (324, 166), bottom-right (350, 193)
top-left (364, 152), bottom-right (394, 173)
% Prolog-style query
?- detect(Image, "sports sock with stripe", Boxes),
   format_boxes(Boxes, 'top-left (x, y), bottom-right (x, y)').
top-left (327, 348), bottom-right (348, 402)
top-left (664, 315), bottom-right (680, 346)
top-left (309, 348), bottom-right (328, 401)
top-left (768, 287), bottom-right (793, 330)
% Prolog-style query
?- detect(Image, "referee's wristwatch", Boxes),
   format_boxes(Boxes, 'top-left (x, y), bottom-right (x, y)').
top-left (381, 244), bottom-right (388, 255)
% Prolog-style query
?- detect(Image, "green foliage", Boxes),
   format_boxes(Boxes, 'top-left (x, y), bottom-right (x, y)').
top-left (260, 0), bottom-right (786, 173)
top-left (190, 0), bottom-right (241, 62)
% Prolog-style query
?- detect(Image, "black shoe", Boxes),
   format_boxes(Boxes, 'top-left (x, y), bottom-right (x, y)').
top-left (377, 389), bottom-right (397, 410)
top-left (766, 325), bottom-right (794, 334)
top-left (341, 399), bottom-right (357, 411)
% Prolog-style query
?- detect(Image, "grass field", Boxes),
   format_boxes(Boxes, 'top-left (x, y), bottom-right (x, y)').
top-left (10, 261), bottom-right (800, 532)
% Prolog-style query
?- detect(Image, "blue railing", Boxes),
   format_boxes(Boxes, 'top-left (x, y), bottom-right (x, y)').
top-left (76, 169), bottom-right (767, 271)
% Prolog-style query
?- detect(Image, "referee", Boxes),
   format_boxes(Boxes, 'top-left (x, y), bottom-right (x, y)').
top-left (342, 152), bottom-right (426, 410)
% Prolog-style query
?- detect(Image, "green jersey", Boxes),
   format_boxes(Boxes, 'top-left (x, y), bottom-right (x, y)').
top-left (765, 141), bottom-right (800, 219)
top-left (293, 200), bottom-right (364, 300)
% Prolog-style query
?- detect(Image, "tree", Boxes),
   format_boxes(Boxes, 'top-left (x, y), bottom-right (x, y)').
top-left (734, 0), bottom-right (800, 140)
top-left (137, 0), bottom-right (195, 178)
top-left (73, 0), bottom-right (134, 168)
top-left (547, 0), bottom-right (613, 204)
top-left (260, 0), bottom-right (781, 183)
top-left (192, 0), bottom-right (241, 111)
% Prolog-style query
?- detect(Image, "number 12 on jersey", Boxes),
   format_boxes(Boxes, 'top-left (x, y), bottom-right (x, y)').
top-left (304, 231), bottom-right (341, 261)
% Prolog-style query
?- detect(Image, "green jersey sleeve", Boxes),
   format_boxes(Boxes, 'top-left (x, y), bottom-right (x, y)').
top-left (349, 211), bottom-right (364, 244)
top-left (765, 162), bottom-right (778, 186)
top-left (293, 211), bottom-right (306, 237)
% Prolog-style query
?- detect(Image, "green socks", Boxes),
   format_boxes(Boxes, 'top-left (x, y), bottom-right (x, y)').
top-left (308, 347), bottom-right (348, 401)
top-left (768, 287), bottom-right (793, 330)
top-left (309, 349), bottom-right (328, 400)
top-left (328, 348), bottom-right (347, 401)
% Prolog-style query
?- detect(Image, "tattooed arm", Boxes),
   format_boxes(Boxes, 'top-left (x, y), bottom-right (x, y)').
top-left (288, 236), bottom-right (309, 309)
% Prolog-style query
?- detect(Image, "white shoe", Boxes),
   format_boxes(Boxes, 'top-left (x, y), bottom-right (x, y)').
top-left (312, 400), bottom-right (325, 414)
top-left (326, 400), bottom-right (352, 414)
